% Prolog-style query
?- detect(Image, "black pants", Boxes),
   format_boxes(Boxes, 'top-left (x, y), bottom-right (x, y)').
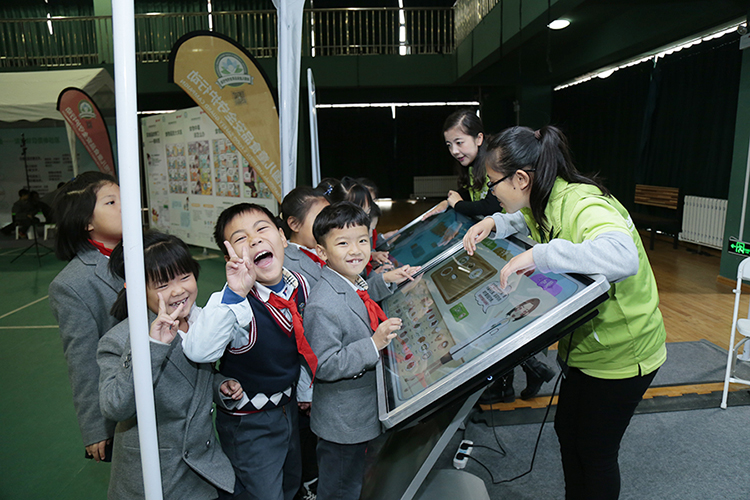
top-left (554, 367), bottom-right (657, 500)
top-left (316, 438), bottom-right (368, 500)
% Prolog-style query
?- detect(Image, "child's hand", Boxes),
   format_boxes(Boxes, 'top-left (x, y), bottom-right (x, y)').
top-left (149, 292), bottom-right (185, 343)
top-left (382, 230), bottom-right (398, 241)
top-left (383, 265), bottom-right (421, 285)
top-left (372, 317), bottom-right (402, 350)
top-left (298, 401), bottom-right (311, 416)
top-left (463, 217), bottom-right (495, 256)
top-left (421, 200), bottom-right (449, 221)
top-left (371, 250), bottom-right (390, 265)
top-left (220, 379), bottom-right (244, 400)
top-left (499, 249), bottom-right (536, 289)
top-left (224, 241), bottom-right (256, 297)
top-left (446, 190), bottom-right (464, 208)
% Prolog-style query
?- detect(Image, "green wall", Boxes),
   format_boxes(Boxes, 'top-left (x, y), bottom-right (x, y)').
top-left (721, 42), bottom-right (750, 280)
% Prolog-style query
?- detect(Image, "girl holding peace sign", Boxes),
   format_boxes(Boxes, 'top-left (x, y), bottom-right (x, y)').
top-left (97, 231), bottom-right (241, 500)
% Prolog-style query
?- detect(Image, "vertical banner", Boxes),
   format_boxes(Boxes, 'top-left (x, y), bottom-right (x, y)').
top-left (56, 87), bottom-right (116, 176)
top-left (272, 0), bottom-right (306, 196)
top-left (307, 68), bottom-right (321, 187)
top-left (168, 31), bottom-right (282, 203)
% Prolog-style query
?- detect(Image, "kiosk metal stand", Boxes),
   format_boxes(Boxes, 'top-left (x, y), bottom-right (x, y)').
top-left (361, 389), bottom-right (489, 500)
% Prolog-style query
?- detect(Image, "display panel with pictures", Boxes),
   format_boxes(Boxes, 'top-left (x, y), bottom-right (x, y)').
top-left (376, 209), bottom-right (478, 270)
top-left (376, 235), bottom-right (610, 429)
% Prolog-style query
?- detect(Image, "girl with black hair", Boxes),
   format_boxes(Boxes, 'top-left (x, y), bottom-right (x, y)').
top-left (422, 109), bottom-right (502, 220)
top-left (279, 186), bottom-right (329, 498)
top-left (48, 171), bottom-right (123, 463)
top-left (97, 231), bottom-right (241, 499)
top-left (280, 186), bottom-right (330, 288)
top-left (463, 125), bottom-right (666, 499)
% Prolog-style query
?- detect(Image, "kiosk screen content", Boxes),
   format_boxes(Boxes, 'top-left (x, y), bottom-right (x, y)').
top-left (376, 234), bottom-right (610, 429)
top-left (377, 209), bottom-right (477, 269)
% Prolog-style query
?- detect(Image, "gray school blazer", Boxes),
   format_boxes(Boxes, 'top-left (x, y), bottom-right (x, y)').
top-left (304, 266), bottom-right (394, 445)
top-left (284, 245), bottom-right (324, 288)
top-left (98, 316), bottom-right (235, 500)
top-left (49, 247), bottom-right (123, 447)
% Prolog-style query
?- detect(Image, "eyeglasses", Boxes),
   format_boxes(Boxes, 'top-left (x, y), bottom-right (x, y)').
top-left (486, 169), bottom-right (536, 191)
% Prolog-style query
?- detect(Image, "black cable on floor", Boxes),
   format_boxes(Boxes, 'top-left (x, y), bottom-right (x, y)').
top-left (469, 334), bottom-right (574, 484)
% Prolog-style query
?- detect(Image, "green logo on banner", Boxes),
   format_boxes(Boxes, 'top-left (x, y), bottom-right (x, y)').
top-left (78, 100), bottom-right (95, 119)
top-left (214, 52), bottom-right (255, 89)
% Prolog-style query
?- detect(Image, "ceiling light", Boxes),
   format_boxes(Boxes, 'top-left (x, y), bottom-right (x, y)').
top-left (548, 19), bottom-right (570, 30)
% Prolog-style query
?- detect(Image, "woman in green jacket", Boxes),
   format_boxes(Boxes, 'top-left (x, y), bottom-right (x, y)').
top-left (463, 125), bottom-right (666, 499)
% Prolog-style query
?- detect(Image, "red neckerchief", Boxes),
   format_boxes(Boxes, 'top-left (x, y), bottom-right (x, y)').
top-left (266, 288), bottom-right (318, 380)
top-left (300, 247), bottom-right (326, 268)
top-left (88, 239), bottom-right (113, 257)
top-left (356, 289), bottom-right (387, 331)
top-left (372, 228), bottom-right (378, 249)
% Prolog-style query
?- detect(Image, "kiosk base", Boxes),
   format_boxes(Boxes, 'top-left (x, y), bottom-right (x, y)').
top-left (362, 389), bottom-right (487, 500)
top-left (414, 469), bottom-right (489, 500)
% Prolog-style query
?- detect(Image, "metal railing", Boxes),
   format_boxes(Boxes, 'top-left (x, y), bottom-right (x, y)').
top-left (0, 8), bottom-right (454, 68)
top-left (454, 0), bottom-right (500, 45)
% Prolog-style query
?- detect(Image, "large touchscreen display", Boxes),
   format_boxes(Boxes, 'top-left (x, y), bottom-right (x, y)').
top-left (377, 235), bottom-right (609, 429)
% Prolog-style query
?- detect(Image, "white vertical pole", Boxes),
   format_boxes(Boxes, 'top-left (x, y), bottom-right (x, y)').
top-left (111, 1), bottom-right (163, 499)
top-left (273, 0), bottom-right (305, 197)
top-left (307, 68), bottom-right (320, 187)
top-left (64, 121), bottom-right (79, 177)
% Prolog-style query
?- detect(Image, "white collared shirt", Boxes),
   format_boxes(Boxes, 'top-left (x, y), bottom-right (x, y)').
top-left (182, 268), bottom-right (308, 363)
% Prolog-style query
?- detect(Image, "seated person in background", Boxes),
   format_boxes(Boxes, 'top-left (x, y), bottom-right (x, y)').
top-left (11, 188), bottom-right (37, 238)
top-left (304, 202), bottom-right (416, 500)
top-left (30, 190), bottom-right (53, 223)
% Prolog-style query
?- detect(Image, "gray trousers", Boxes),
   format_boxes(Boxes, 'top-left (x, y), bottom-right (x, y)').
top-left (216, 400), bottom-right (301, 500)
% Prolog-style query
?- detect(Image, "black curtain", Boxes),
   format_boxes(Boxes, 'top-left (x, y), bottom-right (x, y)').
top-left (317, 107), bottom-right (395, 192)
top-left (552, 34), bottom-right (742, 212)
top-left (315, 106), bottom-right (455, 199)
top-left (552, 63), bottom-right (651, 208)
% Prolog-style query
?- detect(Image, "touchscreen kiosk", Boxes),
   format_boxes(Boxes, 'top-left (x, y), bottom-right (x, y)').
top-left (376, 234), bottom-right (610, 429)
top-left (376, 209), bottom-right (477, 270)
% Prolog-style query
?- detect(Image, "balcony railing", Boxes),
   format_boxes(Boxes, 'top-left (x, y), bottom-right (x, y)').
top-left (454, 0), bottom-right (500, 45)
top-left (0, 8), bottom-right (454, 68)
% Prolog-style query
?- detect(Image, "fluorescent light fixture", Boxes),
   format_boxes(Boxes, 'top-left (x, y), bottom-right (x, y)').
top-left (137, 110), bottom-right (178, 115)
top-left (548, 19), bottom-right (570, 30)
top-left (556, 18), bottom-right (745, 91)
top-left (316, 101), bottom-right (480, 109)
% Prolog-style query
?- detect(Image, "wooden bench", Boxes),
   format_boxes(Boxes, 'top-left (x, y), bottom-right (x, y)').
top-left (631, 184), bottom-right (681, 250)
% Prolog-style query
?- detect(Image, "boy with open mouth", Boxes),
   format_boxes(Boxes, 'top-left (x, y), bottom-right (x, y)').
top-left (183, 203), bottom-right (317, 500)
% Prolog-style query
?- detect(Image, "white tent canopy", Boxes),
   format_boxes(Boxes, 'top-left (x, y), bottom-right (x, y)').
top-left (0, 68), bottom-right (115, 123)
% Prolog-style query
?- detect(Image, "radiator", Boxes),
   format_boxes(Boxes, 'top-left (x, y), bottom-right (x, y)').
top-left (413, 175), bottom-right (458, 198)
top-left (679, 196), bottom-right (727, 249)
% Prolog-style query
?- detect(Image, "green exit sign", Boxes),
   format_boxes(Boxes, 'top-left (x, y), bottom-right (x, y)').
top-left (729, 240), bottom-right (750, 256)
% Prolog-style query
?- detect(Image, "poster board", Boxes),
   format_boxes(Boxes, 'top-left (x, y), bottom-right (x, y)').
top-left (0, 126), bottom-right (112, 225)
top-left (377, 234), bottom-right (609, 429)
top-left (142, 106), bottom-right (277, 248)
